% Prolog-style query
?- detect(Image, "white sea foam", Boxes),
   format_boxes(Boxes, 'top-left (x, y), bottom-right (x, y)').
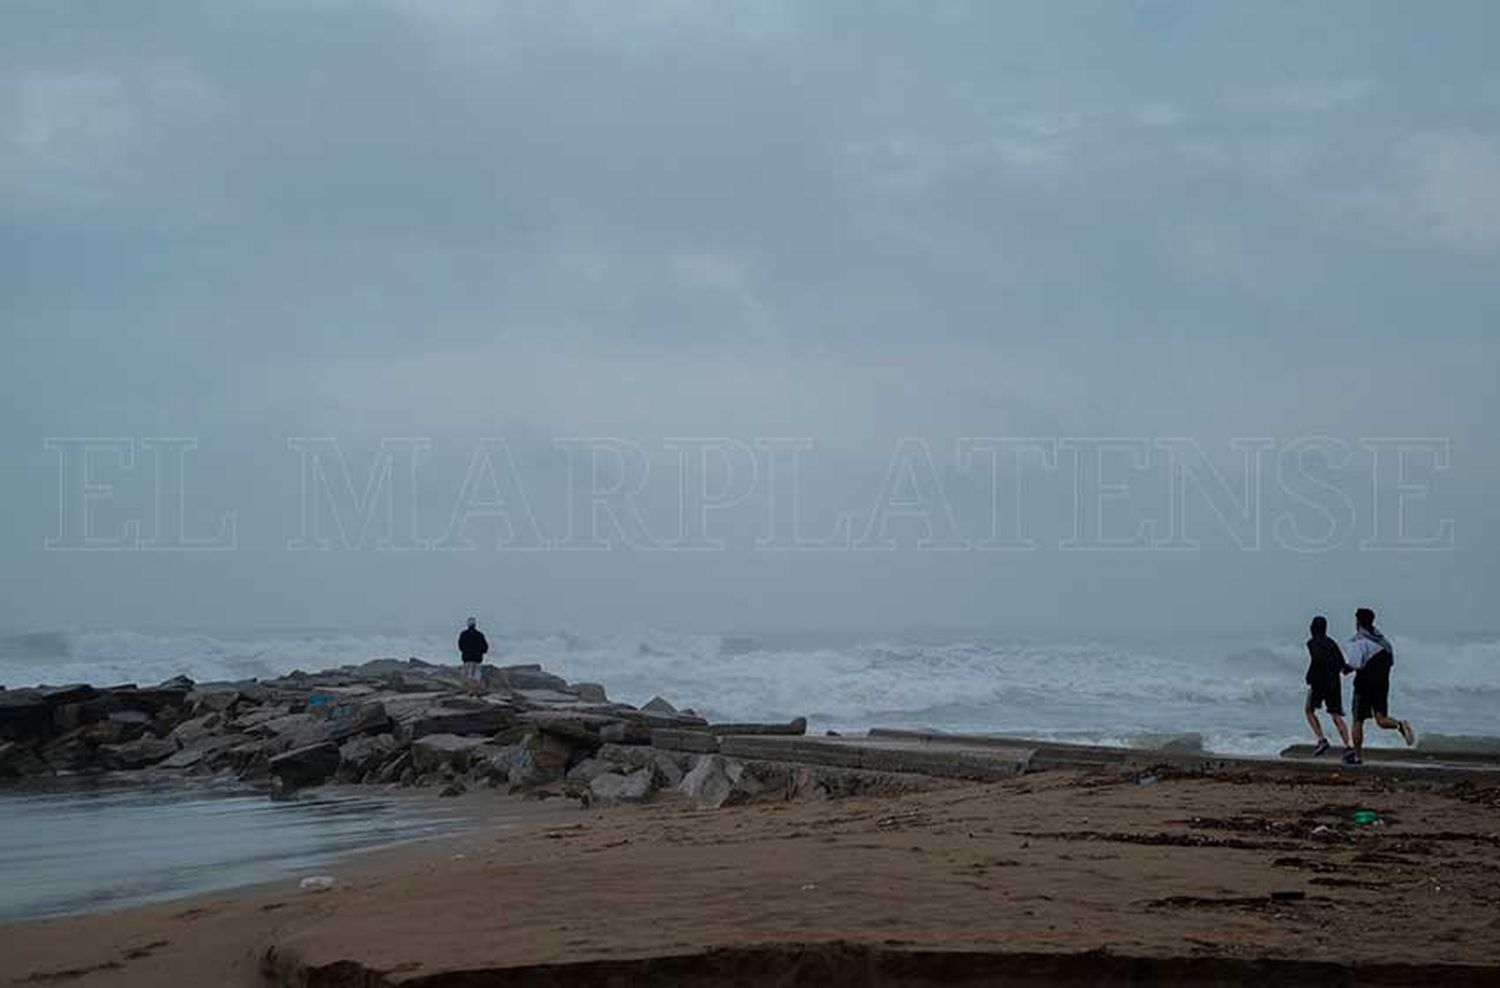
top-left (3, 627), bottom-right (1496, 757)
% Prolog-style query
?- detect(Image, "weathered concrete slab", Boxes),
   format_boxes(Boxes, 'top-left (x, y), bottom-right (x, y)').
top-left (652, 728), bottom-right (720, 753)
top-left (709, 717), bottom-right (808, 737)
top-left (868, 728), bottom-right (1500, 784)
top-left (1280, 743), bottom-right (1500, 766)
top-left (868, 728), bottom-right (1132, 771)
top-left (717, 735), bottom-right (1032, 782)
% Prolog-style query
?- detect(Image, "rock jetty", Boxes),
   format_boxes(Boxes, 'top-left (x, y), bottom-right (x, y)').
top-left (0, 659), bottom-right (925, 807)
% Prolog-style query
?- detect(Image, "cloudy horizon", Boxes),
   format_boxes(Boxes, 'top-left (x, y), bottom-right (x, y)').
top-left (3, 1), bottom-right (1497, 638)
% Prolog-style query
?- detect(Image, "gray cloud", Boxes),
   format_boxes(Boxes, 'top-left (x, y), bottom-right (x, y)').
top-left (2, 1), bottom-right (1497, 636)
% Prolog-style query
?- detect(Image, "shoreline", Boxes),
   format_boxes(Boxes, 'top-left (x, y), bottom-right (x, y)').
top-left (5, 764), bottom-right (1499, 986)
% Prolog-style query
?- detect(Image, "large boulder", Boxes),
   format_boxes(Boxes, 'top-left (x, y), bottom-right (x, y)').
top-left (678, 755), bottom-right (760, 809)
top-left (228, 705), bottom-right (291, 732)
top-left (105, 686), bottom-right (190, 717)
top-left (40, 684), bottom-right (98, 706)
top-left (256, 701), bottom-right (389, 748)
top-left (571, 682), bottom-right (609, 703)
top-left (185, 685), bottom-right (250, 714)
top-left (0, 740), bottom-right (52, 777)
top-left (491, 665), bottom-right (570, 692)
top-left (98, 736), bottom-right (176, 770)
top-left (411, 734), bottom-right (491, 775)
top-left (563, 757), bottom-right (615, 789)
top-left (587, 768), bottom-right (654, 806)
top-left (338, 734), bottom-right (401, 782)
top-left (169, 712), bottom-right (223, 747)
top-left (39, 728), bottom-right (97, 772)
top-left (314, 700), bottom-right (391, 743)
top-left (641, 695), bottom-right (678, 715)
top-left (709, 717), bottom-right (808, 737)
top-left (156, 732), bottom-right (252, 771)
top-left (599, 720), bottom-right (654, 746)
top-left (269, 741), bottom-right (342, 789)
top-left (480, 732), bottom-right (571, 790)
top-left (101, 710), bottom-right (153, 744)
top-left (595, 743), bottom-right (688, 788)
top-left (402, 702), bottom-right (514, 741)
top-left (0, 691), bottom-right (52, 743)
top-left (651, 728), bottom-right (719, 753)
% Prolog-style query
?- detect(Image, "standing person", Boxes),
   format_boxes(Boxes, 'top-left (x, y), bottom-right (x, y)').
top-left (1341, 607), bottom-right (1415, 765)
top-left (1303, 615), bottom-right (1351, 757)
top-left (458, 616), bottom-right (489, 694)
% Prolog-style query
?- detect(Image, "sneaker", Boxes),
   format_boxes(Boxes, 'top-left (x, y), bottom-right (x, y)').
top-left (1399, 721), bottom-right (1416, 747)
top-left (1312, 738), bottom-right (1330, 757)
top-left (1342, 750), bottom-right (1362, 766)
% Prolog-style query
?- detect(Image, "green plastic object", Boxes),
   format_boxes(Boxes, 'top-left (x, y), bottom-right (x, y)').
top-left (1353, 809), bottom-right (1380, 825)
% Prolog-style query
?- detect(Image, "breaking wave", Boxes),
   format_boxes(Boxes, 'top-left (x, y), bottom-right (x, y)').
top-left (3, 627), bottom-right (1497, 757)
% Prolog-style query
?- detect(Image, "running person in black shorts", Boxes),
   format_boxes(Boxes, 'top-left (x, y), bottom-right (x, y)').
top-left (1303, 615), bottom-right (1350, 757)
top-left (1341, 607), bottom-right (1415, 765)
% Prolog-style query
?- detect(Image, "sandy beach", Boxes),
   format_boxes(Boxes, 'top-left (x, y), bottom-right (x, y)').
top-left (4, 763), bottom-right (1498, 987)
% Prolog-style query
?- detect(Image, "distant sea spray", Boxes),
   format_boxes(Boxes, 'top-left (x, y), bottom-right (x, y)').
top-left (2, 627), bottom-right (1497, 757)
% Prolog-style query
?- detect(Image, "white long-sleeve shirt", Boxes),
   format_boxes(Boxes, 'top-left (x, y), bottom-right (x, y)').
top-left (1342, 635), bottom-right (1387, 671)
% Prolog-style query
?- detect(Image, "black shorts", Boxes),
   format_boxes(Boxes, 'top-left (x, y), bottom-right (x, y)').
top-left (1352, 680), bottom-right (1389, 721)
top-left (1306, 682), bottom-right (1344, 717)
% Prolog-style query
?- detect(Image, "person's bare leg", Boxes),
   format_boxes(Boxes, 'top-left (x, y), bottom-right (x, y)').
top-left (1304, 703), bottom-right (1326, 743)
top-left (1352, 719), bottom-right (1364, 759)
top-left (1374, 712), bottom-right (1415, 745)
top-left (1331, 714), bottom-right (1351, 748)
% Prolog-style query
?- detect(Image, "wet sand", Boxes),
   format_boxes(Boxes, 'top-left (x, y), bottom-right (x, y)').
top-left (3, 767), bottom-right (1498, 986)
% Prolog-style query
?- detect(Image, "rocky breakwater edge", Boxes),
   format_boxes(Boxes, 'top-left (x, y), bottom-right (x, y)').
top-left (0, 659), bottom-right (936, 809)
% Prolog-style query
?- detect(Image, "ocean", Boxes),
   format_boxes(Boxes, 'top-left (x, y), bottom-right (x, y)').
top-left (4, 626), bottom-right (1497, 757)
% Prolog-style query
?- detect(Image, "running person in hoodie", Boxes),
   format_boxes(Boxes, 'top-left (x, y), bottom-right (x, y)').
top-left (1341, 607), bottom-right (1415, 765)
top-left (1303, 615), bottom-right (1351, 757)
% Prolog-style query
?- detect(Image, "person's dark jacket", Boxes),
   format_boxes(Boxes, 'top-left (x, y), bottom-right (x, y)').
top-left (458, 627), bottom-right (489, 663)
top-left (1305, 635), bottom-right (1344, 689)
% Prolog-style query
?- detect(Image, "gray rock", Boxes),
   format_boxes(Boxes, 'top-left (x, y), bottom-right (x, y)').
top-left (571, 682), bottom-right (609, 703)
top-left (588, 767), bottom-right (653, 805)
top-left (652, 751), bottom-right (685, 788)
top-left (371, 749), bottom-right (412, 785)
top-left (269, 741), bottom-right (342, 789)
top-left (106, 686), bottom-right (189, 716)
top-left (103, 710), bottom-right (153, 743)
top-left (411, 733), bottom-right (491, 774)
top-left (492, 664), bottom-right (570, 692)
top-left (516, 688), bottom-right (580, 705)
top-left (480, 732), bottom-right (568, 790)
top-left (169, 712), bottom-right (224, 747)
top-left (40, 684), bottom-right (98, 706)
top-left (594, 744), bottom-right (688, 788)
top-left (157, 732), bottom-right (251, 771)
top-left (338, 734), bottom-right (400, 782)
top-left (39, 728), bottom-right (96, 771)
top-left (0, 740), bottom-right (52, 777)
top-left (651, 728), bottom-right (720, 753)
top-left (678, 755), bottom-right (739, 808)
top-left (404, 703), bottom-right (514, 741)
top-left (564, 757), bottom-right (614, 787)
top-left (0, 692), bottom-right (53, 743)
top-left (598, 720), bottom-right (654, 746)
top-left (642, 695), bottom-right (678, 715)
top-left (51, 702), bottom-right (89, 733)
top-left (316, 700), bottom-right (391, 743)
top-left (228, 705), bottom-right (291, 732)
top-left (98, 736), bottom-right (176, 770)
top-left (709, 717), bottom-right (808, 737)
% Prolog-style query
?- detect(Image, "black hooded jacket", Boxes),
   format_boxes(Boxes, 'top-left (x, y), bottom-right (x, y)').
top-left (1305, 634), bottom-right (1344, 689)
top-left (458, 627), bottom-right (489, 663)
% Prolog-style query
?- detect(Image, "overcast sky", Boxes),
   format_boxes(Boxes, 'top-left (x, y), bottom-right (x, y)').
top-left (2, 1), bottom-right (1497, 636)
